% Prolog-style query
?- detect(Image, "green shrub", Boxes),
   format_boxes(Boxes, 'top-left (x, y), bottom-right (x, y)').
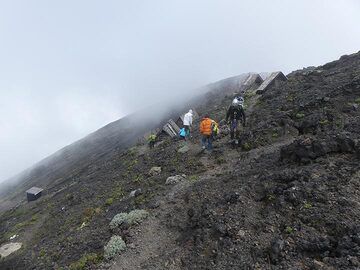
top-left (109, 210), bottom-right (149, 230)
top-left (285, 226), bottom-right (294, 234)
top-left (355, 97), bottom-right (360, 104)
top-left (304, 202), bottom-right (312, 209)
top-left (105, 198), bottom-right (114, 206)
top-left (104, 236), bottom-right (126, 260)
top-left (319, 119), bottom-right (329, 126)
top-left (69, 253), bottom-right (102, 270)
top-left (189, 175), bottom-right (199, 182)
top-left (242, 142), bottom-right (252, 151)
top-left (295, 113), bottom-right (305, 119)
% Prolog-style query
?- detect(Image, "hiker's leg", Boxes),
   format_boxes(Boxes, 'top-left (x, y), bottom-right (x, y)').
top-left (201, 136), bottom-right (206, 148)
top-left (185, 125), bottom-right (190, 137)
top-left (208, 136), bottom-right (213, 150)
top-left (235, 120), bottom-right (240, 139)
top-left (230, 121), bottom-right (235, 139)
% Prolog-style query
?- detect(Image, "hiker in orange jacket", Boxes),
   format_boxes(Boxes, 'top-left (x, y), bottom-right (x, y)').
top-left (199, 115), bottom-right (217, 151)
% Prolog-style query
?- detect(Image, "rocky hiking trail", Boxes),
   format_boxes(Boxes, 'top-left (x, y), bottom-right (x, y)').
top-left (103, 89), bottom-right (296, 270)
top-left (2, 51), bottom-right (360, 270)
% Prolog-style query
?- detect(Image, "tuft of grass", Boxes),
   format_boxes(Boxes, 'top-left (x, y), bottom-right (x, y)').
top-left (319, 119), bottom-right (329, 126)
top-left (105, 198), bottom-right (114, 206)
top-left (242, 142), bottom-right (252, 151)
top-left (285, 226), bottom-right (294, 234)
top-left (303, 202), bottom-right (312, 209)
top-left (272, 132), bottom-right (279, 138)
top-left (189, 175), bottom-right (199, 182)
top-left (295, 113), bottom-right (305, 119)
top-left (69, 253), bottom-right (102, 270)
top-left (355, 97), bottom-right (360, 104)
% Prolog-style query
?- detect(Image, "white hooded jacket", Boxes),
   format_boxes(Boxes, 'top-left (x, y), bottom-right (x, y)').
top-left (183, 110), bottom-right (193, 126)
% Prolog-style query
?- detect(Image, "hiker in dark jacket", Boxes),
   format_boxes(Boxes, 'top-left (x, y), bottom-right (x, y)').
top-left (226, 98), bottom-right (246, 144)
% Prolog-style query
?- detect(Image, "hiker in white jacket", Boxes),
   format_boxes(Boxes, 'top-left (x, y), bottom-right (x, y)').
top-left (183, 109), bottom-right (193, 139)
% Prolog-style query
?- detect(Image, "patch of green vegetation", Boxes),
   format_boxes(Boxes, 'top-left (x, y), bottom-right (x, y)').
top-left (303, 202), bottom-right (312, 209)
top-left (272, 131), bottom-right (279, 138)
top-left (319, 119), bottom-right (329, 126)
top-left (295, 113), bottom-right (305, 119)
top-left (13, 216), bottom-right (38, 231)
top-left (335, 120), bottom-right (343, 128)
top-left (31, 214), bottom-right (39, 222)
top-left (215, 156), bottom-right (226, 165)
top-left (242, 142), bottom-right (252, 151)
top-left (104, 236), bottom-right (126, 260)
top-left (244, 91), bottom-right (256, 99)
top-left (133, 174), bottom-right (144, 183)
top-left (267, 194), bottom-right (276, 201)
top-left (286, 95), bottom-right (295, 102)
top-left (111, 184), bottom-right (125, 200)
top-left (10, 208), bottom-right (26, 218)
top-left (355, 97), bottom-right (360, 104)
top-left (82, 207), bottom-right (101, 223)
top-left (285, 226), bottom-right (294, 234)
top-left (105, 198), bottom-right (114, 206)
top-left (69, 253), bottom-right (102, 270)
top-left (39, 248), bottom-right (46, 258)
top-left (189, 175), bottom-right (199, 182)
top-left (255, 99), bottom-right (263, 106)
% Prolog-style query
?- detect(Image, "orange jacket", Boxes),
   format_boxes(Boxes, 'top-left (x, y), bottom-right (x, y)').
top-left (200, 118), bottom-right (216, 135)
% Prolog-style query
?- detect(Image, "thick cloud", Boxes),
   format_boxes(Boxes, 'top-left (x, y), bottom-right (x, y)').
top-left (0, 0), bottom-right (359, 182)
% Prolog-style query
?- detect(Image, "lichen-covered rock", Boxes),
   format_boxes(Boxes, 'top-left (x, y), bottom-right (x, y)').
top-left (149, 166), bottom-right (161, 176)
top-left (165, 175), bottom-right (186, 185)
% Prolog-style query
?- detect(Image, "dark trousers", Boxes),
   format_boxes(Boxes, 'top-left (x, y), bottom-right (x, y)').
top-left (230, 120), bottom-right (241, 139)
top-left (201, 135), bottom-right (213, 150)
top-left (149, 141), bottom-right (155, 149)
top-left (184, 125), bottom-right (190, 137)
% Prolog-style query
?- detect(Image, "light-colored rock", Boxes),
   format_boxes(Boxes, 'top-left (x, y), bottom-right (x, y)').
top-left (0, 242), bottom-right (22, 258)
top-left (178, 145), bottom-right (190, 154)
top-left (9, 234), bottom-right (18, 241)
top-left (149, 167), bottom-right (161, 176)
top-left (129, 189), bottom-right (142, 197)
top-left (166, 175), bottom-right (186, 185)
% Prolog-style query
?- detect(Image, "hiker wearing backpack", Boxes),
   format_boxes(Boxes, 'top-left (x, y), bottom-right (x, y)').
top-left (200, 115), bottom-right (218, 151)
top-left (183, 109), bottom-right (193, 139)
top-left (226, 98), bottom-right (246, 145)
top-left (148, 134), bottom-right (156, 149)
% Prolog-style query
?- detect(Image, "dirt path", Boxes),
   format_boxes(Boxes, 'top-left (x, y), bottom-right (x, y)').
top-left (104, 92), bottom-right (294, 270)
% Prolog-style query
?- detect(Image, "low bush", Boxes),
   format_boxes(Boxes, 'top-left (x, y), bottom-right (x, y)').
top-left (104, 235), bottom-right (126, 260)
top-left (69, 253), bottom-right (102, 270)
top-left (109, 209), bottom-right (149, 230)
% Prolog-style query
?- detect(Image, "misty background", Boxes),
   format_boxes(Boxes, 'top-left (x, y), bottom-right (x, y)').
top-left (0, 0), bottom-right (360, 183)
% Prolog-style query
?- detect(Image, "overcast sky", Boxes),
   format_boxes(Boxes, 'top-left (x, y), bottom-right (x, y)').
top-left (0, 0), bottom-right (359, 183)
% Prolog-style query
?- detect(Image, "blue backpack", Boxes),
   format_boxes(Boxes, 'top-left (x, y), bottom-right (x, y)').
top-left (179, 128), bottom-right (186, 138)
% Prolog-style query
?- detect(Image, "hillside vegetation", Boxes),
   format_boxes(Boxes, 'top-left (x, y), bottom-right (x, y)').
top-left (1, 51), bottom-right (360, 269)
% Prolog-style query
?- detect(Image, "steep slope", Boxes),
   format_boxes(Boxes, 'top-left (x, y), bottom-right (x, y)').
top-left (1, 51), bottom-right (360, 270)
top-left (107, 51), bottom-right (360, 270)
top-left (0, 73), bottom-right (254, 269)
